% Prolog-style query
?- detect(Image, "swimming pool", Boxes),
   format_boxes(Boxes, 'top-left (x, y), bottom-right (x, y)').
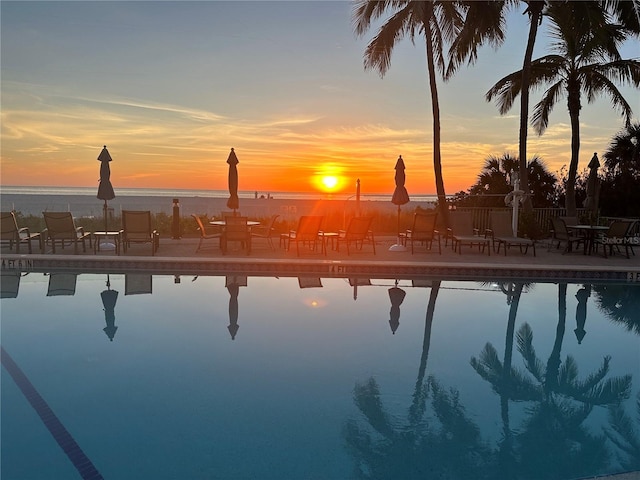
top-left (2, 272), bottom-right (639, 479)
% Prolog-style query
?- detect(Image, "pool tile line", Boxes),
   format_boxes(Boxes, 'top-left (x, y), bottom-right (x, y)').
top-left (1, 346), bottom-right (104, 480)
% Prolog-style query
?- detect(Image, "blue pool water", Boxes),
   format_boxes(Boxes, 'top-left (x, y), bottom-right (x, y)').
top-left (1, 272), bottom-right (639, 479)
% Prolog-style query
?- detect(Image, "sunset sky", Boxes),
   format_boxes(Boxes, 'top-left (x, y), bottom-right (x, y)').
top-left (1, 1), bottom-right (638, 196)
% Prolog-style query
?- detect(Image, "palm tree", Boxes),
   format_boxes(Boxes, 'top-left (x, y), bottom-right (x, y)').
top-left (487, 1), bottom-right (640, 216)
top-left (352, 1), bottom-right (463, 227)
top-left (603, 121), bottom-right (640, 174)
top-left (467, 153), bottom-right (556, 207)
top-left (449, 0), bottom-right (548, 216)
top-left (516, 1), bottom-right (547, 215)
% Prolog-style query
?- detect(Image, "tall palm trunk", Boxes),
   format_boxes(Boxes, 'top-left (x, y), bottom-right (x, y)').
top-left (565, 81), bottom-right (582, 217)
top-left (519, 1), bottom-right (545, 214)
top-left (424, 8), bottom-right (449, 228)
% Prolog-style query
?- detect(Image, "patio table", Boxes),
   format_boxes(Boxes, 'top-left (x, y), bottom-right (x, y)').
top-left (566, 224), bottom-right (609, 255)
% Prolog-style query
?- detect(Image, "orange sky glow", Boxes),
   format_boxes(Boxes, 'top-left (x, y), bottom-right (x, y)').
top-left (1, 2), bottom-right (637, 199)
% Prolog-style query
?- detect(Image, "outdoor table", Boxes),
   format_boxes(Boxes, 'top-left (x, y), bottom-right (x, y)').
top-left (210, 220), bottom-right (261, 227)
top-left (93, 230), bottom-right (122, 255)
top-left (566, 224), bottom-right (609, 255)
top-left (319, 231), bottom-right (339, 253)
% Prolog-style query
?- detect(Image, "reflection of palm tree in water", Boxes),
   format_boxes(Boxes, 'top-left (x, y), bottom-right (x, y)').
top-left (605, 391), bottom-right (640, 471)
top-left (471, 282), bottom-right (526, 478)
top-left (592, 284), bottom-right (640, 335)
top-left (409, 281), bottom-right (440, 422)
top-left (473, 282), bottom-right (632, 479)
top-left (344, 281), bottom-right (490, 478)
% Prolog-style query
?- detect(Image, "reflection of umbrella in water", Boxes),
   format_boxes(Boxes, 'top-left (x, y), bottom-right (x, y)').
top-left (388, 280), bottom-right (406, 334)
top-left (389, 155), bottom-right (409, 252)
top-left (583, 152), bottom-right (600, 215)
top-left (97, 146), bottom-right (115, 231)
top-left (101, 275), bottom-right (119, 341)
top-left (574, 285), bottom-right (591, 344)
top-left (227, 283), bottom-right (240, 340)
top-left (226, 148), bottom-right (240, 214)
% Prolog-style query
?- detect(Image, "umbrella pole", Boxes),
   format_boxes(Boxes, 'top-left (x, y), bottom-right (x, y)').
top-left (104, 200), bottom-right (108, 232)
top-left (388, 204), bottom-right (407, 252)
top-left (100, 200), bottom-right (116, 250)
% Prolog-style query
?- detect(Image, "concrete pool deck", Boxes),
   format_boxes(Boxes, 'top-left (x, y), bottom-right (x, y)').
top-left (2, 234), bottom-right (639, 284)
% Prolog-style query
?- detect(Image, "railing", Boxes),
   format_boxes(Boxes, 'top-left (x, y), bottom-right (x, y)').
top-left (451, 207), bottom-right (594, 236)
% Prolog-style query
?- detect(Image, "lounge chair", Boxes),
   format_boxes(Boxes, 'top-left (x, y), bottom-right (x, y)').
top-left (122, 210), bottom-right (159, 255)
top-left (1, 211), bottom-right (42, 253)
top-left (42, 211), bottom-right (92, 254)
top-left (447, 211), bottom-right (490, 255)
top-left (251, 214), bottom-right (279, 251)
top-left (336, 216), bottom-right (376, 255)
top-left (192, 214), bottom-right (221, 252)
top-left (221, 216), bottom-right (251, 255)
top-left (298, 277), bottom-right (323, 288)
top-left (487, 210), bottom-right (536, 256)
top-left (401, 211), bottom-right (440, 254)
top-left (593, 219), bottom-right (637, 258)
top-left (282, 215), bottom-right (324, 256)
top-left (125, 274), bottom-right (153, 295)
top-left (1, 271), bottom-right (22, 298)
top-left (548, 217), bottom-right (583, 253)
top-left (46, 273), bottom-right (78, 296)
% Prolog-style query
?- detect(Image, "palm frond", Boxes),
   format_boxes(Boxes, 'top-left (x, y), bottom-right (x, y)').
top-left (485, 70), bottom-right (523, 115)
top-left (516, 323), bottom-right (545, 382)
top-left (531, 81), bottom-right (564, 135)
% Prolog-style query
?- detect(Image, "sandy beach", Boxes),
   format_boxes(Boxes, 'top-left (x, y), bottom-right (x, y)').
top-left (1, 192), bottom-right (435, 223)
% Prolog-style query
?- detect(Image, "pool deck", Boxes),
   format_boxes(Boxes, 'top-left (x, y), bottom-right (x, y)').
top-left (2, 234), bottom-right (639, 284)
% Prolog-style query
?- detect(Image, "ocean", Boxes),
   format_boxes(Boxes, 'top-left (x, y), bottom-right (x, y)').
top-left (0, 186), bottom-right (438, 219)
top-left (1, 186), bottom-right (438, 203)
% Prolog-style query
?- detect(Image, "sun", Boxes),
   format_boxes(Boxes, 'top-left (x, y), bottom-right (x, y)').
top-left (321, 175), bottom-right (339, 190)
top-left (312, 164), bottom-right (346, 193)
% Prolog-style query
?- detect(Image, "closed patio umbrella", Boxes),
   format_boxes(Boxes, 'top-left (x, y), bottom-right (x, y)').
top-left (356, 178), bottom-right (361, 217)
top-left (390, 155), bottom-right (409, 252)
top-left (226, 148), bottom-right (240, 214)
top-left (583, 152), bottom-right (600, 217)
top-left (97, 145), bottom-right (115, 232)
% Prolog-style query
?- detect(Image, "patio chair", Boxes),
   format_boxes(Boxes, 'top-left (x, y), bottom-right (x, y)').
top-left (400, 211), bottom-right (440, 254)
top-left (336, 216), bottom-right (376, 255)
top-left (447, 211), bottom-right (490, 255)
top-left (548, 217), bottom-right (583, 253)
top-left (192, 214), bottom-right (221, 252)
top-left (593, 219), bottom-right (637, 258)
top-left (251, 214), bottom-right (279, 251)
top-left (122, 210), bottom-right (159, 255)
top-left (42, 211), bottom-right (92, 254)
top-left (1, 211), bottom-right (42, 253)
top-left (487, 210), bottom-right (536, 256)
top-left (282, 215), bottom-right (324, 256)
top-left (221, 216), bottom-right (251, 255)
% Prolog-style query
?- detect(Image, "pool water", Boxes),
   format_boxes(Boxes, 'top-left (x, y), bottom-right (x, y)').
top-left (2, 272), bottom-right (639, 479)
